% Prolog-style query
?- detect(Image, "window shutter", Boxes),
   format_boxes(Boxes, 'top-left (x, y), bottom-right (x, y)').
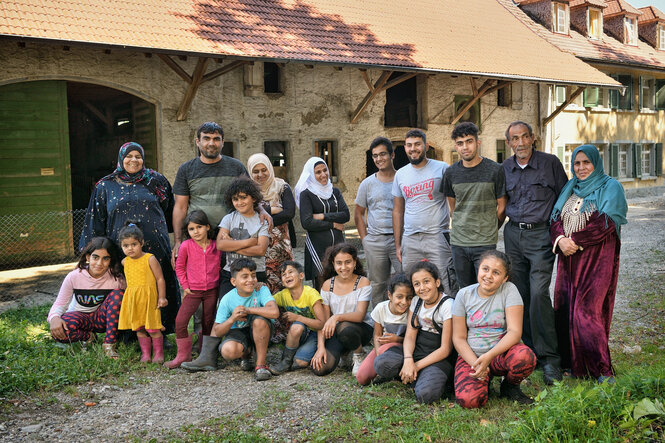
top-left (639, 76), bottom-right (644, 110)
top-left (610, 75), bottom-right (619, 109)
top-left (656, 143), bottom-right (663, 176)
top-left (634, 144), bottom-right (642, 178)
top-left (610, 143), bottom-right (619, 177)
top-left (627, 144), bottom-right (634, 178)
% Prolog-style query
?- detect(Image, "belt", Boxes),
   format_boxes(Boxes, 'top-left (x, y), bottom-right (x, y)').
top-left (509, 220), bottom-right (548, 230)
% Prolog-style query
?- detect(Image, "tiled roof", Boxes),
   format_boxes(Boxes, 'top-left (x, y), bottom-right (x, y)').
top-left (638, 6), bottom-right (665, 23)
top-left (604, 0), bottom-right (642, 17)
top-left (569, 0), bottom-right (607, 8)
top-left (503, 0), bottom-right (665, 69)
top-left (0, 0), bottom-right (619, 87)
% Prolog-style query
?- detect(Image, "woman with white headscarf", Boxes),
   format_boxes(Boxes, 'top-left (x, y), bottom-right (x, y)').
top-left (295, 157), bottom-right (350, 291)
top-left (247, 153), bottom-right (295, 293)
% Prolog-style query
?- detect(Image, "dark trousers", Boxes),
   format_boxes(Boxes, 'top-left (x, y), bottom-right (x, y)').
top-left (174, 288), bottom-right (217, 339)
top-left (450, 244), bottom-right (497, 289)
top-left (503, 223), bottom-right (560, 367)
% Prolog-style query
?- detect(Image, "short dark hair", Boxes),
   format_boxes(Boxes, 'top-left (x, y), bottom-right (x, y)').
top-left (183, 210), bottom-right (214, 240)
top-left (230, 257), bottom-right (257, 278)
top-left (478, 250), bottom-right (511, 279)
top-left (280, 260), bottom-right (305, 275)
top-left (388, 272), bottom-right (412, 295)
top-left (196, 122), bottom-right (224, 140)
top-left (407, 260), bottom-right (444, 293)
top-left (319, 243), bottom-right (366, 286)
top-left (451, 122), bottom-right (479, 140)
top-left (369, 136), bottom-right (393, 155)
top-left (118, 220), bottom-right (144, 243)
top-left (405, 129), bottom-right (426, 145)
top-left (78, 236), bottom-right (123, 279)
top-left (224, 177), bottom-right (263, 212)
top-left (505, 121), bottom-right (533, 141)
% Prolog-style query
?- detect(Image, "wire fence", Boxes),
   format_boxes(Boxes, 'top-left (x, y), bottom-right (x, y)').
top-left (0, 209), bottom-right (86, 270)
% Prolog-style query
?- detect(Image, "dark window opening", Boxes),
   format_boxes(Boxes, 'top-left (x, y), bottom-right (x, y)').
top-left (314, 140), bottom-right (337, 180)
top-left (610, 74), bottom-right (633, 110)
top-left (264, 62), bottom-right (282, 93)
top-left (384, 73), bottom-right (418, 128)
top-left (496, 140), bottom-right (506, 163)
top-left (454, 95), bottom-right (481, 129)
top-left (264, 141), bottom-right (288, 180)
top-left (222, 141), bottom-right (234, 158)
top-left (497, 86), bottom-right (510, 107)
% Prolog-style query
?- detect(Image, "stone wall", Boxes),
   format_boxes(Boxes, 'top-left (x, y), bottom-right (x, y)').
top-left (0, 41), bottom-right (540, 214)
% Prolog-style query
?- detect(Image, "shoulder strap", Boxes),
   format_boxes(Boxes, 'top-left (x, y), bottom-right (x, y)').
top-left (353, 275), bottom-right (361, 291)
top-left (329, 276), bottom-right (335, 292)
top-left (410, 297), bottom-right (423, 329)
top-left (431, 295), bottom-right (453, 334)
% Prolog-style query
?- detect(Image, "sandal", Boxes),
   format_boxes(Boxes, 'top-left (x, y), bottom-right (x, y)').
top-left (255, 365), bottom-right (271, 381)
top-left (102, 343), bottom-right (119, 359)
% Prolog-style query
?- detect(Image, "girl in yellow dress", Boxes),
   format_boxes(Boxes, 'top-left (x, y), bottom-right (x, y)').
top-left (117, 222), bottom-right (168, 363)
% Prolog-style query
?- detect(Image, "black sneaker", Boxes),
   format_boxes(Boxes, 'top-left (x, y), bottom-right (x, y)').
top-left (542, 363), bottom-right (563, 386)
top-left (500, 380), bottom-right (534, 405)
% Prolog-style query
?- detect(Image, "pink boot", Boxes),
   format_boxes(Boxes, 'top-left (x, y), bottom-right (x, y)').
top-left (138, 336), bottom-right (152, 363)
top-left (152, 336), bottom-right (164, 364)
top-left (164, 335), bottom-right (193, 369)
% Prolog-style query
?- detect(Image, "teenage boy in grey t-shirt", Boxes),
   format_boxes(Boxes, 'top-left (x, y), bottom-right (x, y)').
top-left (392, 129), bottom-right (453, 295)
top-left (355, 137), bottom-right (402, 306)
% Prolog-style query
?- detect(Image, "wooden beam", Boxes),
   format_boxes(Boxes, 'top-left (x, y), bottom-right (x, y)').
top-left (381, 72), bottom-right (417, 91)
top-left (81, 100), bottom-right (110, 127)
top-left (176, 57), bottom-right (209, 121)
top-left (350, 70), bottom-right (392, 124)
top-left (451, 80), bottom-right (495, 125)
top-left (201, 60), bottom-right (247, 83)
top-left (542, 86), bottom-right (585, 127)
top-left (470, 78), bottom-right (478, 96)
top-left (158, 54), bottom-right (192, 83)
top-left (360, 70), bottom-right (374, 92)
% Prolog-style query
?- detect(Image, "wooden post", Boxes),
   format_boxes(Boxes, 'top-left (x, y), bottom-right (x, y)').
top-left (176, 57), bottom-right (209, 121)
top-left (542, 86), bottom-right (585, 127)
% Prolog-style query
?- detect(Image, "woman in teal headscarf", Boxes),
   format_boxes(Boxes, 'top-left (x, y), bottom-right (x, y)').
top-left (549, 144), bottom-right (627, 383)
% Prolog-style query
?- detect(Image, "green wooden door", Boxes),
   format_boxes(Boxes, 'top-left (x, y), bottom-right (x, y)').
top-left (0, 80), bottom-right (73, 266)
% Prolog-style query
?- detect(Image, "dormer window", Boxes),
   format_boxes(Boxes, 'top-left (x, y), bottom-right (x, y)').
top-left (659, 24), bottom-right (665, 50)
top-left (589, 8), bottom-right (602, 39)
top-left (553, 2), bottom-right (568, 34)
top-left (625, 16), bottom-right (637, 45)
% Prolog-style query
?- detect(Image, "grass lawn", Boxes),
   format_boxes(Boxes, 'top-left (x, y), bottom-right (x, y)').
top-left (1, 288), bottom-right (664, 441)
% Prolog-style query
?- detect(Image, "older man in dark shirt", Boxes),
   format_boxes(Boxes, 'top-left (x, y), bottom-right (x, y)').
top-left (503, 121), bottom-right (568, 385)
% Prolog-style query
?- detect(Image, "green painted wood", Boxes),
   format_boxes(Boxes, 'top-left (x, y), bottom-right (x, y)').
top-left (0, 80), bottom-right (73, 265)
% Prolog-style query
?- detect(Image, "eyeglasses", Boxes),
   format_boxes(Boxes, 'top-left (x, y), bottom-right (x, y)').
top-left (371, 152), bottom-right (390, 159)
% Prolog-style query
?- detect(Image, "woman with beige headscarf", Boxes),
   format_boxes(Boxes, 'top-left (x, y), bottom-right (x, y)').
top-left (247, 153), bottom-right (296, 293)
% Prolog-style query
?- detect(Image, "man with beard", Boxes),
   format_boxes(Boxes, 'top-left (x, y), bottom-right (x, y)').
top-left (392, 129), bottom-right (454, 295)
top-left (442, 122), bottom-right (506, 289)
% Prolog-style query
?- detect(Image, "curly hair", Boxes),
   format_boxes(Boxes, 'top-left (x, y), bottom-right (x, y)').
top-left (318, 243), bottom-right (366, 286)
top-left (224, 176), bottom-right (263, 213)
top-left (78, 237), bottom-right (123, 279)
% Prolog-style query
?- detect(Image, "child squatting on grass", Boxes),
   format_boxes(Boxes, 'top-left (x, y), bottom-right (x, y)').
top-left (373, 260), bottom-right (456, 404)
top-left (167, 210), bottom-right (221, 369)
top-left (117, 222), bottom-right (168, 363)
top-left (356, 273), bottom-right (414, 385)
top-left (215, 177), bottom-right (270, 300)
top-left (311, 243), bottom-right (373, 377)
top-left (269, 260), bottom-right (326, 375)
top-left (47, 236), bottom-right (125, 358)
top-left (452, 250), bottom-right (536, 408)
top-left (182, 258), bottom-right (279, 381)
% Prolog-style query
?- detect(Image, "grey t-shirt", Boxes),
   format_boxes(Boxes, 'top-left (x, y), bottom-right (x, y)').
top-left (173, 156), bottom-right (248, 227)
top-left (219, 211), bottom-right (270, 272)
top-left (392, 159), bottom-right (450, 235)
top-left (355, 173), bottom-right (394, 235)
top-left (452, 281), bottom-right (523, 357)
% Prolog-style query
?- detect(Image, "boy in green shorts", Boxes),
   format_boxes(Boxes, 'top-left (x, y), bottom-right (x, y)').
top-left (270, 260), bottom-right (326, 375)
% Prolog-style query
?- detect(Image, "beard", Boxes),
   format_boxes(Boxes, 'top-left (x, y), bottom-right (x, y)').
top-left (408, 150), bottom-right (426, 165)
top-left (200, 148), bottom-right (221, 159)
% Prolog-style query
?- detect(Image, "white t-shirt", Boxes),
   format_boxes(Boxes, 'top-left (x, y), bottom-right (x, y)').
top-left (321, 283), bottom-right (374, 327)
top-left (392, 159), bottom-right (450, 235)
top-left (355, 174), bottom-right (394, 235)
top-left (411, 295), bottom-right (453, 334)
top-left (371, 300), bottom-right (408, 336)
top-left (219, 210), bottom-right (270, 272)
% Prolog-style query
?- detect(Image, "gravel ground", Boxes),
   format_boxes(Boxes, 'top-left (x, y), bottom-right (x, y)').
top-left (1, 194), bottom-right (664, 441)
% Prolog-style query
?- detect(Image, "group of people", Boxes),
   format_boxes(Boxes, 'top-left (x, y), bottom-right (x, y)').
top-left (47, 119), bottom-right (628, 408)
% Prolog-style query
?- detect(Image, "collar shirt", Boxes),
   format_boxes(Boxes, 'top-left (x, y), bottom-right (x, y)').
top-left (503, 150), bottom-right (568, 224)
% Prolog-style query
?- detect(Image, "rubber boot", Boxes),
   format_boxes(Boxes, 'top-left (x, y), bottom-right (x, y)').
top-left (269, 346), bottom-right (297, 375)
top-left (151, 336), bottom-right (164, 364)
top-left (164, 335), bottom-right (193, 369)
top-left (138, 336), bottom-right (152, 363)
top-left (181, 335), bottom-right (222, 372)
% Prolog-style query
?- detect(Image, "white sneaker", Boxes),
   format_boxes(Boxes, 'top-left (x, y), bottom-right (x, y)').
top-left (352, 352), bottom-right (366, 376)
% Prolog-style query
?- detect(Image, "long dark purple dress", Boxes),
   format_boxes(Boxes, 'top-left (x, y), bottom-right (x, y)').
top-left (550, 211), bottom-right (620, 378)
